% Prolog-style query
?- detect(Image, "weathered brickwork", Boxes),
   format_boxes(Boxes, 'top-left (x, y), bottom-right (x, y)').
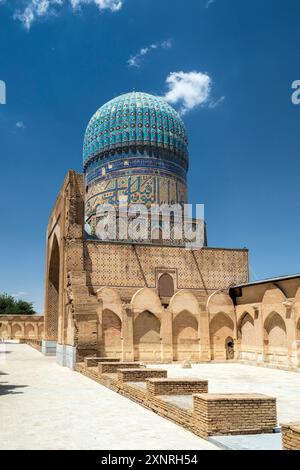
top-left (281, 423), bottom-right (300, 450)
top-left (98, 361), bottom-right (145, 374)
top-left (76, 362), bottom-right (278, 441)
top-left (117, 368), bottom-right (167, 383)
top-left (193, 394), bottom-right (277, 438)
top-left (147, 378), bottom-right (208, 396)
top-left (43, 171), bottom-right (300, 370)
top-left (84, 357), bottom-right (120, 367)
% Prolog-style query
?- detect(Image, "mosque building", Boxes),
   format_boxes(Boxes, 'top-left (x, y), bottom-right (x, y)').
top-left (38, 91), bottom-right (299, 370)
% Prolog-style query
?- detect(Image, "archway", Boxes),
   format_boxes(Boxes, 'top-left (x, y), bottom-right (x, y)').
top-left (45, 235), bottom-right (60, 342)
top-left (133, 311), bottom-right (161, 361)
top-left (0, 323), bottom-right (9, 340)
top-left (264, 312), bottom-right (287, 362)
top-left (25, 323), bottom-right (35, 339)
top-left (210, 312), bottom-right (234, 360)
top-left (238, 313), bottom-right (255, 359)
top-left (158, 273), bottom-right (174, 299)
top-left (101, 309), bottom-right (122, 358)
top-left (173, 311), bottom-right (199, 361)
top-left (12, 323), bottom-right (22, 339)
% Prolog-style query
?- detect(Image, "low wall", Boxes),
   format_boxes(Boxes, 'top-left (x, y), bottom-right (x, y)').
top-left (84, 357), bottom-right (120, 367)
top-left (147, 378), bottom-right (208, 396)
top-left (193, 393), bottom-right (277, 438)
top-left (117, 368), bottom-right (167, 383)
top-left (76, 362), bottom-right (277, 441)
top-left (98, 362), bottom-right (144, 374)
top-left (281, 422), bottom-right (300, 450)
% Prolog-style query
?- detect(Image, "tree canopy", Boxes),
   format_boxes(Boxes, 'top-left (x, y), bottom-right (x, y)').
top-left (0, 293), bottom-right (36, 315)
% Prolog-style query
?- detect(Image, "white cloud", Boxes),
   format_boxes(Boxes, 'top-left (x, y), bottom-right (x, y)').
top-left (163, 71), bottom-right (212, 115)
top-left (128, 39), bottom-right (172, 68)
top-left (12, 0), bottom-right (123, 30)
top-left (12, 291), bottom-right (28, 298)
top-left (205, 0), bottom-right (215, 8)
top-left (209, 96), bottom-right (225, 109)
top-left (16, 121), bottom-right (25, 128)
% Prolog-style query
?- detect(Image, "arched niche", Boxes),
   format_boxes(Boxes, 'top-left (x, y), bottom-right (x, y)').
top-left (96, 287), bottom-right (123, 321)
top-left (133, 310), bottom-right (161, 362)
top-left (210, 312), bottom-right (235, 361)
top-left (131, 288), bottom-right (163, 320)
top-left (170, 290), bottom-right (199, 318)
top-left (173, 310), bottom-right (199, 361)
top-left (101, 309), bottom-right (122, 358)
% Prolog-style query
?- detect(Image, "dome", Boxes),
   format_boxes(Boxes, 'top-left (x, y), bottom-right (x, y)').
top-left (83, 91), bottom-right (188, 171)
top-left (83, 92), bottom-right (189, 226)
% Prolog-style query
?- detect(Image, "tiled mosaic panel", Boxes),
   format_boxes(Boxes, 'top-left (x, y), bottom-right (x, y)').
top-left (84, 243), bottom-right (249, 291)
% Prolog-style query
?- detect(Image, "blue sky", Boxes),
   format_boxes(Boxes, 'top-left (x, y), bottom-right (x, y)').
top-left (0, 0), bottom-right (299, 313)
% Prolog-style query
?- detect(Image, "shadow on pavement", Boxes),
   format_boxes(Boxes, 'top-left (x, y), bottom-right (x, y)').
top-left (0, 382), bottom-right (28, 396)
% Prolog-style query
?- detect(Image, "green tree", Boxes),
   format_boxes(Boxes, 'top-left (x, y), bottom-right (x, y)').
top-left (0, 293), bottom-right (36, 315)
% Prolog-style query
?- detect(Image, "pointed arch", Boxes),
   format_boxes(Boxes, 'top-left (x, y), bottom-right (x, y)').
top-left (131, 288), bottom-right (163, 320)
top-left (12, 323), bottom-right (23, 338)
top-left (101, 309), bottom-right (122, 358)
top-left (133, 310), bottom-right (161, 361)
top-left (170, 290), bottom-right (199, 318)
top-left (238, 312), bottom-right (255, 351)
top-left (25, 323), bottom-right (35, 338)
top-left (97, 287), bottom-right (123, 321)
top-left (264, 312), bottom-right (287, 349)
top-left (173, 310), bottom-right (199, 361)
top-left (210, 312), bottom-right (235, 360)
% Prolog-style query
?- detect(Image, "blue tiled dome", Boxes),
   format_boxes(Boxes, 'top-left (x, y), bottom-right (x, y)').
top-left (83, 92), bottom-right (188, 171)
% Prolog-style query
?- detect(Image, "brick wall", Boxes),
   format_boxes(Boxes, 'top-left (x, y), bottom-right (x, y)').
top-left (98, 361), bottom-right (144, 374)
top-left (117, 368), bottom-right (167, 383)
top-left (282, 423), bottom-right (300, 450)
top-left (193, 393), bottom-right (277, 438)
top-left (84, 357), bottom-right (120, 367)
top-left (147, 378), bottom-right (208, 396)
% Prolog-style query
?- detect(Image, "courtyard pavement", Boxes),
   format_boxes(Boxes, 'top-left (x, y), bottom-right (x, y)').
top-left (0, 342), bottom-right (217, 450)
top-left (149, 361), bottom-right (300, 424)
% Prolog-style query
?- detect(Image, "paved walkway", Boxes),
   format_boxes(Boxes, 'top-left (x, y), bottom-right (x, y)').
top-left (150, 362), bottom-right (300, 423)
top-left (0, 343), bottom-right (216, 450)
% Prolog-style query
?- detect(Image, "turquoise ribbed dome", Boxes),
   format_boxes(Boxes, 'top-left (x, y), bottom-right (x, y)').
top-left (83, 92), bottom-right (188, 171)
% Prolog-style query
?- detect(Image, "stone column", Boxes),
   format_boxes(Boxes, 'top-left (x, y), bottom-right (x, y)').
top-left (161, 307), bottom-right (173, 362)
top-left (285, 302), bottom-right (298, 369)
top-left (199, 309), bottom-right (211, 362)
top-left (122, 304), bottom-right (134, 361)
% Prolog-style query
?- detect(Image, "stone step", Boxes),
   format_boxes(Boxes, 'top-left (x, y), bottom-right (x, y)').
top-left (193, 393), bottom-right (277, 439)
top-left (146, 378), bottom-right (208, 396)
top-left (117, 368), bottom-right (168, 383)
top-left (84, 357), bottom-right (120, 367)
top-left (98, 362), bottom-right (145, 374)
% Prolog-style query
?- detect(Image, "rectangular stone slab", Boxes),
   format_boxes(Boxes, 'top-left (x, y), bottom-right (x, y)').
top-left (84, 357), bottom-right (120, 367)
top-left (98, 362), bottom-right (144, 374)
top-left (117, 368), bottom-right (167, 383)
top-left (193, 393), bottom-right (277, 438)
top-left (146, 378), bottom-right (208, 396)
